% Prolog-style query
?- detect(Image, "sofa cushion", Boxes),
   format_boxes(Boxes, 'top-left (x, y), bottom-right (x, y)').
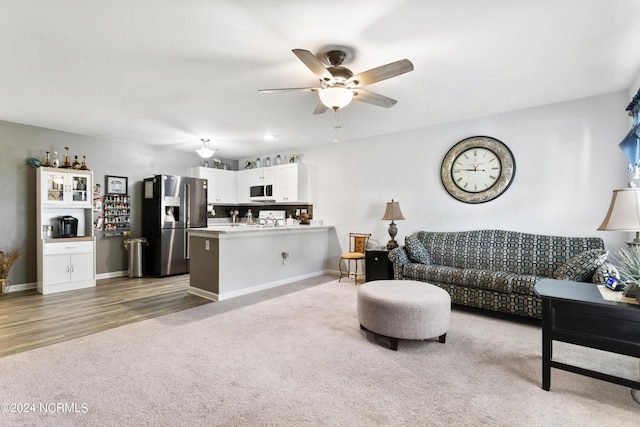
top-left (511, 274), bottom-right (542, 296)
top-left (451, 269), bottom-right (515, 293)
top-left (402, 264), bottom-right (458, 283)
top-left (405, 235), bottom-right (432, 264)
top-left (552, 249), bottom-right (608, 281)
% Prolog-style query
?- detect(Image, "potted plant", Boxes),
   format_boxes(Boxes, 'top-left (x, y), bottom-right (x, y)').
top-left (0, 247), bottom-right (23, 296)
top-left (614, 246), bottom-right (640, 285)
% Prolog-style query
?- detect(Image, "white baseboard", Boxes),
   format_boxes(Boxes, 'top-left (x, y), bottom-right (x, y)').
top-left (96, 271), bottom-right (127, 280)
top-left (4, 271), bottom-right (126, 294)
top-left (5, 281), bottom-right (37, 293)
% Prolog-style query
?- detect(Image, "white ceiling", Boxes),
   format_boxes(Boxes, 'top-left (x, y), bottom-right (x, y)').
top-left (1, 0), bottom-right (640, 160)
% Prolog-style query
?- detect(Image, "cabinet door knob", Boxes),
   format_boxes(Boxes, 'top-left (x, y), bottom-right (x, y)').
top-left (374, 257), bottom-right (379, 261)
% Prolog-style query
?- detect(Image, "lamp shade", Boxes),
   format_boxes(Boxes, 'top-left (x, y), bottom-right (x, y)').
top-left (382, 199), bottom-right (405, 221)
top-left (318, 87), bottom-right (354, 110)
top-left (598, 188), bottom-right (640, 231)
top-left (196, 138), bottom-right (216, 159)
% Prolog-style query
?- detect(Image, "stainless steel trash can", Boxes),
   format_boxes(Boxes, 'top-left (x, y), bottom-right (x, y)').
top-left (124, 238), bottom-right (148, 278)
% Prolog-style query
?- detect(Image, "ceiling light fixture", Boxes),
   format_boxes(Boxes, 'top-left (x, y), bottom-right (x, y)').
top-left (318, 87), bottom-right (354, 111)
top-left (195, 138), bottom-right (216, 159)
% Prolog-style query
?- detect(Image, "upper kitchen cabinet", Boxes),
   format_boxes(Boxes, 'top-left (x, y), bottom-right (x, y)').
top-left (190, 167), bottom-right (236, 204)
top-left (273, 163), bottom-right (308, 203)
top-left (250, 166), bottom-right (274, 185)
top-left (39, 167), bottom-right (92, 207)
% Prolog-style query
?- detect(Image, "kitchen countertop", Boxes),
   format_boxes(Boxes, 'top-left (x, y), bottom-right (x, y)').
top-left (188, 224), bottom-right (332, 235)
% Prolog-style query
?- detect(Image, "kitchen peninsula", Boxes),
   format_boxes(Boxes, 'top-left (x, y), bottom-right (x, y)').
top-left (187, 224), bottom-right (335, 301)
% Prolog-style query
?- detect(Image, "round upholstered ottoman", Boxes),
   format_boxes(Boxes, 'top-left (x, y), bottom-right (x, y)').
top-left (357, 280), bottom-right (451, 351)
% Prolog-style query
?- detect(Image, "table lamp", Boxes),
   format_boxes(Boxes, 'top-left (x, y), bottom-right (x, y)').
top-left (382, 199), bottom-right (405, 249)
top-left (598, 187), bottom-right (640, 246)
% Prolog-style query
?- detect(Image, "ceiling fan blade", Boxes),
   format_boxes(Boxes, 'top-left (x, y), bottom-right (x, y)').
top-left (313, 100), bottom-right (329, 115)
top-left (349, 59), bottom-right (414, 87)
top-left (292, 49), bottom-right (335, 84)
top-left (258, 87), bottom-right (320, 93)
top-left (352, 89), bottom-right (398, 108)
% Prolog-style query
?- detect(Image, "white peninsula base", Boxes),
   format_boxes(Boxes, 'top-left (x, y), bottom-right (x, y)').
top-left (188, 225), bottom-right (334, 301)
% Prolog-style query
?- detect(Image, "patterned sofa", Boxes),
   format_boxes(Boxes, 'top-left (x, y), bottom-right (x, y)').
top-left (387, 230), bottom-right (618, 319)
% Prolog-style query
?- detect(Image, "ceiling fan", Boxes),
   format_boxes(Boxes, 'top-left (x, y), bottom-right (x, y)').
top-left (259, 48), bottom-right (414, 114)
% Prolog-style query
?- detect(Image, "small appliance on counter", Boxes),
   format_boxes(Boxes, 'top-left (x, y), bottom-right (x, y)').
top-left (58, 215), bottom-right (78, 238)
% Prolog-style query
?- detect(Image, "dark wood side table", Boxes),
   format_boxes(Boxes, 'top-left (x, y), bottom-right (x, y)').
top-left (534, 278), bottom-right (640, 391)
top-left (365, 249), bottom-right (394, 282)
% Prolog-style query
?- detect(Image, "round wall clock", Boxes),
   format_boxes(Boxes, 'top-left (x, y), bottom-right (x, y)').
top-left (440, 136), bottom-right (516, 204)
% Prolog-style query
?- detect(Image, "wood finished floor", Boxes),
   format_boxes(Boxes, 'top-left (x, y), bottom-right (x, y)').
top-left (0, 275), bottom-right (211, 358)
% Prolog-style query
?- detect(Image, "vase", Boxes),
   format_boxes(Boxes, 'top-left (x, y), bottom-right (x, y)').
top-left (0, 279), bottom-right (7, 296)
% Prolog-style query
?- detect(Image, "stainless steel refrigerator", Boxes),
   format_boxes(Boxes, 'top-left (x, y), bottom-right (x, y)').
top-left (142, 175), bottom-right (207, 277)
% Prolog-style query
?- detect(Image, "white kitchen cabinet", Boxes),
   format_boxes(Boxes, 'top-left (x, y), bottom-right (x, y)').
top-left (36, 167), bottom-right (96, 294)
top-left (250, 166), bottom-right (274, 185)
top-left (273, 163), bottom-right (308, 203)
top-left (190, 167), bottom-right (236, 204)
top-left (39, 167), bottom-right (92, 207)
top-left (236, 169), bottom-right (252, 203)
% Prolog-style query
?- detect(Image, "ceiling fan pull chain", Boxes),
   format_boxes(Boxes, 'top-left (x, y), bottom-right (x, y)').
top-left (333, 110), bottom-right (342, 143)
top-left (333, 109), bottom-right (343, 130)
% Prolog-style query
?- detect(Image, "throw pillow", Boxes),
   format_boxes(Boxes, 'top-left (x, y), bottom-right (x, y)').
top-left (591, 262), bottom-right (621, 284)
top-left (405, 235), bottom-right (431, 265)
top-left (553, 249), bottom-right (609, 282)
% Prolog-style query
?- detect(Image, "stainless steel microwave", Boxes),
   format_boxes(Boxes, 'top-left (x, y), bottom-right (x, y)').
top-left (249, 184), bottom-right (274, 201)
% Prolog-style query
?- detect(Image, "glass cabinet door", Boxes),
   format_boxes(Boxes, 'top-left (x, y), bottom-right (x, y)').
top-left (41, 170), bottom-right (92, 206)
top-left (44, 172), bottom-right (66, 204)
top-left (70, 174), bottom-right (89, 203)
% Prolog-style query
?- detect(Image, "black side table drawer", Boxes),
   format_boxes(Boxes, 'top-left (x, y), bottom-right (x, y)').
top-left (365, 249), bottom-right (394, 282)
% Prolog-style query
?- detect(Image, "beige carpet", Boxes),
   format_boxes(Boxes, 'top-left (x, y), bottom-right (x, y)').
top-left (0, 276), bottom-right (639, 426)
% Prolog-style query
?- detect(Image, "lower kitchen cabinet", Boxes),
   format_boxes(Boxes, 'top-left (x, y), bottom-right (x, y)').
top-left (38, 239), bottom-right (96, 294)
top-left (365, 249), bottom-right (394, 282)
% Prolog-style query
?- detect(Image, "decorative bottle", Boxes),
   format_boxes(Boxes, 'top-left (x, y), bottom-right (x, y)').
top-left (43, 151), bottom-right (51, 167)
top-left (275, 154), bottom-right (282, 165)
top-left (256, 157), bottom-right (261, 168)
top-left (63, 146), bottom-right (70, 167)
top-left (51, 151), bottom-right (60, 168)
top-left (72, 155), bottom-right (81, 169)
top-left (264, 156), bottom-right (271, 167)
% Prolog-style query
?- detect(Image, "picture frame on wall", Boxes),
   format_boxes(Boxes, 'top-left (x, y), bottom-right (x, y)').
top-left (105, 175), bottom-right (128, 195)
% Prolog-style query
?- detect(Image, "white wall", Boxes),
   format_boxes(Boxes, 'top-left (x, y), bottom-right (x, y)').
top-left (300, 92), bottom-right (631, 253)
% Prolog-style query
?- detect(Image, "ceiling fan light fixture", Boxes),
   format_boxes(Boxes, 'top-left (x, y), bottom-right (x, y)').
top-left (319, 87), bottom-right (354, 110)
top-left (196, 138), bottom-right (216, 158)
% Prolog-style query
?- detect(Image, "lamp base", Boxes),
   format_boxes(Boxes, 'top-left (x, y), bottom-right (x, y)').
top-left (386, 220), bottom-right (398, 250)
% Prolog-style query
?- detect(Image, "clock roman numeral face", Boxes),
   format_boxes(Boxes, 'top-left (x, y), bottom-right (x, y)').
top-left (451, 148), bottom-right (501, 193)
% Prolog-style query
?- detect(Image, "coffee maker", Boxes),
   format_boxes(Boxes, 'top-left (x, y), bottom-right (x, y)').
top-left (58, 216), bottom-right (78, 238)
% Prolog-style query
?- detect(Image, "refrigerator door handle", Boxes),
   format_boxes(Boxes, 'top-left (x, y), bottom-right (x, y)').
top-left (185, 229), bottom-right (189, 259)
top-left (185, 183), bottom-right (191, 227)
